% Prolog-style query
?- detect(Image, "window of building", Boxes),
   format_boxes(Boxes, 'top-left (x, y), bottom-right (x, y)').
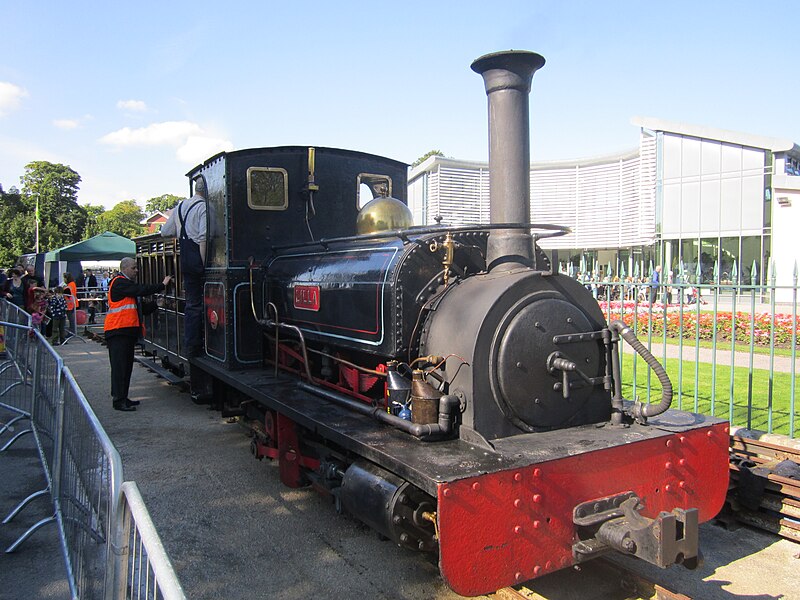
top-left (720, 236), bottom-right (739, 283)
top-left (741, 175), bottom-right (764, 228)
top-left (247, 167), bottom-right (288, 210)
top-left (741, 235), bottom-right (762, 284)
top-left (701, 141), bottom-right (721, 175)
top-left (681, 138), bottom-right (701, 178)
top-left (680, 181), bottom-right (701, 233)
top-left (662, 183), bottom-right (681, 234)
top-left (700, 179), bottom-right (721, 231)
top-left (681, 238), bottom-right (699, 282)
top-left (664, 239), bottom-right (679, 275)
top-left (764, 151), bottom-right (773, 229)
top-left (720, 178), bottom-right (742, 231)
top-left (700, 237), bottom-right (719, 283)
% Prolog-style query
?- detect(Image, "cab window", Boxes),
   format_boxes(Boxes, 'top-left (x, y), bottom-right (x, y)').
top-left (247, 167), bottom-right (288, 210)
top-left (357, 173), bottom-right (392, 208)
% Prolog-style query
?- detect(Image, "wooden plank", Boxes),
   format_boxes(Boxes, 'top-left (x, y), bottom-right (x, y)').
top-left (729, 465), bottom-right (800, 500)
top-left (727, 490), bottom-right (800, 519)
top-left (726, 507), bottom-right (800, 543)
top-left (598, 558), bottom-right (691, 600)
top-left (760, 495), bottom-right (800, 520)
top-left (730, 437), bottom-right (800, 463)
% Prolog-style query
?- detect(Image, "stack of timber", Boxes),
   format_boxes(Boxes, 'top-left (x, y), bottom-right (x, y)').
top-left (726, 427), bottom-right (800, 543)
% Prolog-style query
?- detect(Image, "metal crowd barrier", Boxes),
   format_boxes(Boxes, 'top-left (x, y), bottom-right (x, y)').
top-left (0, 303), bottom-right (185, 599)
top-left (76, 285), bottom-right (109, 322)
top-left (0, 301), bottom-right (33, 449)
top-left (112, 482), bottom-right (187, 600)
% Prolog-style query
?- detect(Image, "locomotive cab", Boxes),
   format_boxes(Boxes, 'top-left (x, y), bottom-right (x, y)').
top-left (185, 146), bottom-right (409, 369)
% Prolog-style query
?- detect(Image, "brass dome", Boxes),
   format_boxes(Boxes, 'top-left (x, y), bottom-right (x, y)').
top-left (356, 196), bottom-right (414, 235)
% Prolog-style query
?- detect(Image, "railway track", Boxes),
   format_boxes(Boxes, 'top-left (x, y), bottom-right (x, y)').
top-left (491, 558), bottom-right (692, 600)
top-left (727, 430), bottom-right (800, 542)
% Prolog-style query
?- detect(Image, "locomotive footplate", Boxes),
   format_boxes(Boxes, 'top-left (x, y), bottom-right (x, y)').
top-left (190, 357), bottom-right (729, 597)
top-left (191, 356), bottom-right (728, 496)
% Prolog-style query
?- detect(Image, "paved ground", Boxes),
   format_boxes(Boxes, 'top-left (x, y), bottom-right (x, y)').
top-left (622, 340), bottom-right (800, 373)
top-left (1, 335), bottom-right (798, 599)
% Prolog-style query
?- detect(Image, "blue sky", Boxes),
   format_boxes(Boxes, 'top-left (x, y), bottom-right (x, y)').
top-left (1, 1), bottom-right (797, 210)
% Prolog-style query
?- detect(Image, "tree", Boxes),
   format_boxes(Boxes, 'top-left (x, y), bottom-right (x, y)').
top-left (83, 204), bottom-right (106, 237)
top-left (412, 149), bottom-right (445, 167)
top-left (0, 184), bottom-right (31, 266)
top-left (145, 193), bottom-right (182, 214)
top-left (96, 200), bottom-right (145, 238)
top-left (20, 161), bottom-right (87, 252)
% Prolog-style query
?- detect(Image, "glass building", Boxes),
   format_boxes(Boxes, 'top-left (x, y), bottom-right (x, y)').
top-left (408, 118), bottom-right (800, 294)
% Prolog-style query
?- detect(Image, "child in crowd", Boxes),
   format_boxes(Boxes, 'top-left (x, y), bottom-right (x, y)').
top-left (88, 298), bottom-right (98, 324)
top-left (30, 289), bottom-right (49, 336)
top-left (48, 287), bottom-right (68, 345)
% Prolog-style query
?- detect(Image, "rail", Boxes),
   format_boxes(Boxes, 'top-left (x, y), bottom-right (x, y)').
top-left (0, 301), bottom-right (185, 599)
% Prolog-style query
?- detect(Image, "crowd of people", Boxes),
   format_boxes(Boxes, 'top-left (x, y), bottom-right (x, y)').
top-left (1, 177), bottom-right (207, 415)
top-left (1, 265), bottom-right (115, 344)
top-left (573, 267), bottom-right (705, 305)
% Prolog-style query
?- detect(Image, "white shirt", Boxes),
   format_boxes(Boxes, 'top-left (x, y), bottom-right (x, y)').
top-left (160, 194), bottom-right (207, 244)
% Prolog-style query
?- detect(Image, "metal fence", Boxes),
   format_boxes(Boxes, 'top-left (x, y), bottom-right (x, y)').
top-left (589, 275), bottom-right (799, 438)
top-left (0, 301), bottom-right (33, 450)
top-left (0, 304), bottom-right (185, 599)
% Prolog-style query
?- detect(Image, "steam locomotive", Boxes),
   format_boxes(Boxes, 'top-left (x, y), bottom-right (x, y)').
top-left (135, 51), bottom-right (729, 596)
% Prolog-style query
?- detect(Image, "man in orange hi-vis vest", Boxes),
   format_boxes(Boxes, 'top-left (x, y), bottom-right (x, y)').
top-left (104, 257), bottom-right (172, 411)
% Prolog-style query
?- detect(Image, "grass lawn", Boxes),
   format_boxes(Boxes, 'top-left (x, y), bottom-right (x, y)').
top-left (621, 356), bottom-right (799, 437)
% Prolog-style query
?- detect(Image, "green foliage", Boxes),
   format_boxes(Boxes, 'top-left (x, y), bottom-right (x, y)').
top-left (83, 204), bottom-right (106, 238)
top-left (0, 184), bottom-right (31, 266)
top-left (411, 149), bottom-right (445, 167)
top-left (145, 193), bottom-right (182, 214)
top-left (3, 162), bottom-right (177, 263)
top-left (95, 200), bottom-right (145, 238)
top-left (20, 161), bottom-right (87, 251)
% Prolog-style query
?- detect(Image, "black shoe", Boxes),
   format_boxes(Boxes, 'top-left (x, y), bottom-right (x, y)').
top-left (126, 399), bottom-right (141, 406)
top-left (113, 402), bottom-right (136, 412)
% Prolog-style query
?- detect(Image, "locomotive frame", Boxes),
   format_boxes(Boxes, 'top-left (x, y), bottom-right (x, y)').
top-left (134, 51), bottom-right (730, 596)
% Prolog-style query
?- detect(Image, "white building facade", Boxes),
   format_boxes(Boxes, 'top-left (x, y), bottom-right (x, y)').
top-left (408, 119), bottom-right (800, 293)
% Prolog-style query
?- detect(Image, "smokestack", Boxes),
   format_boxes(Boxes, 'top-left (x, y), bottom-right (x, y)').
top-left (471, 50), bottom-right (545, 271)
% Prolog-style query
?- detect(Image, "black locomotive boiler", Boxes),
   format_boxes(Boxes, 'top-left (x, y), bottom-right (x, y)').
top-left (135, 50), bottom-right (730, 596)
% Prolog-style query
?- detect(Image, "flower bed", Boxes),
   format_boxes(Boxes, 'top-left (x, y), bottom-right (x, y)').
top-left (596, 301), bottom-right (800, 347)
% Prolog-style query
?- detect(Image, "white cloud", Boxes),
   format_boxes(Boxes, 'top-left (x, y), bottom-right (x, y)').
top-left (99, 121), bottom-right (203, 147)
top-left (177, 135), bottom-right (234, 164)
top-left (53, 119), bottom-right (79, 130)
top-left (0, 82), bottom-right (29, 117)
top-left (117, 99), bottom-right (147, 112)
top-left (98, 120), bottom-right (234, 164)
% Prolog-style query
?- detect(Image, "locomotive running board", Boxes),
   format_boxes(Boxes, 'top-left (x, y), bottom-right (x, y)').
top-left (134, 355), bottom-right (186, 385)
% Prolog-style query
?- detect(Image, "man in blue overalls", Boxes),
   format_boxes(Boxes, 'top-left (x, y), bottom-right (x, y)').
top-left (161, 177), bottom-right (207, 357)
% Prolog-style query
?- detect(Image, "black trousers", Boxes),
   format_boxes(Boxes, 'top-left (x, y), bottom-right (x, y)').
top-left (107, 334), bottom-right (137, 403)
top-left (180, 240), bottom-right (204, 353)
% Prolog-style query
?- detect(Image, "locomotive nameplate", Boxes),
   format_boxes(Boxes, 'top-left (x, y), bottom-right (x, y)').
top-left (294, 285), bottom-right (321, 311)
